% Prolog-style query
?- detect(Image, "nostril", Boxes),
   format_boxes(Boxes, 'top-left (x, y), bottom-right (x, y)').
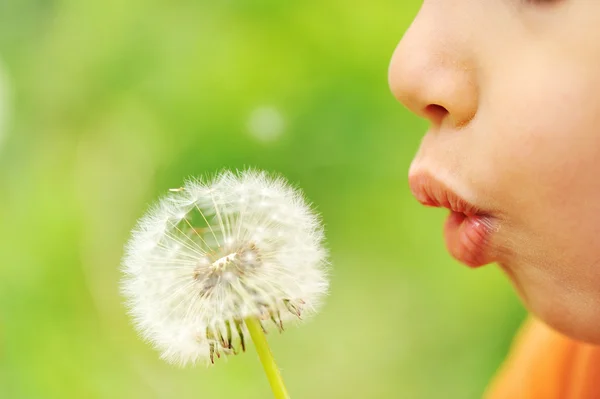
top-left (423, 104), bottom-right (449, 124)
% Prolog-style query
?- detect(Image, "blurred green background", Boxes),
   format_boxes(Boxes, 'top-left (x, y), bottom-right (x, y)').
top-left (0, 1), bottom-right (527, 398)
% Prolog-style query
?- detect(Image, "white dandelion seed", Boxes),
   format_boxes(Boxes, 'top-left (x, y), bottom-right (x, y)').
top-left (247, 106), bottom-right (286, 143)
top-left (121, 169), bottom-right (329, 366)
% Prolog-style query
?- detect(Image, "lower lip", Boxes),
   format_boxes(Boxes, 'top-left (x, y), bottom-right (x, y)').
top-left (443, 211), bottom-right (494, 267)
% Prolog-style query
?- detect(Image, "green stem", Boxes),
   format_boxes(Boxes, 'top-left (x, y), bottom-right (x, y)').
top-left (245, 317), bottom-right (291, 399)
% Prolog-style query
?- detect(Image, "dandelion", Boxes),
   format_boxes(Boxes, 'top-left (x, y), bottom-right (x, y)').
top-left (121, 169), bottom-right (329, 398)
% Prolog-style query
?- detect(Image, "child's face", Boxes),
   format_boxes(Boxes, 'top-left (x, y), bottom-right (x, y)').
top-left (389, 1), bottom-right (600, 343)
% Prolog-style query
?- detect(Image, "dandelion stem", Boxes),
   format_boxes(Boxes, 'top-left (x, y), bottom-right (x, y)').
top-left (245, 317), bottom-right (290, 399)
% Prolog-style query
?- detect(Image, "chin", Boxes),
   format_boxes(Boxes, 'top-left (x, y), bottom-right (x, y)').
top-left (499, 255), bottom-right (600, 345)
top-left (525, 292), bottom-right (600, 345)
top-left (539, 314), bottom-right (600, 345)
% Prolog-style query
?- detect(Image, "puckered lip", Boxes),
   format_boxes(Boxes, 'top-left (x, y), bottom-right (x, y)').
top-left (408, 173), bottom-right (484, 217)
top-left (408, 172), bottom-right (497, 267)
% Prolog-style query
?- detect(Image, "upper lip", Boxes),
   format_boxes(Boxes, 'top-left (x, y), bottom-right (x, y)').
top-left (408, 173), bottom-right (482, 216)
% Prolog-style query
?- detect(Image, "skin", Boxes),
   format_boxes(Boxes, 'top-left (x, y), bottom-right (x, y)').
top-left (389, 0), bottom-right (600, 344)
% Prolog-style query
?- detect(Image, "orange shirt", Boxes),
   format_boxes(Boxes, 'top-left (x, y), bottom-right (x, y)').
top-left (484, 317), bottom-right (600, 399)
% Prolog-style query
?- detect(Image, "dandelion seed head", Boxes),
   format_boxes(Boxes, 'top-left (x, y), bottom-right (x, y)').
top-left (121, 169), bottom-right (329, 366)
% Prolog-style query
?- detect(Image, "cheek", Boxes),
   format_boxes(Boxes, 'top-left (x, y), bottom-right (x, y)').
top-left (487, 65), bottom-right (600, 222)
top-left (481, 64), bottom-right (600, 342)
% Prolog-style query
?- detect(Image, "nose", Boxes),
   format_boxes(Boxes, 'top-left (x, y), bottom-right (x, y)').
top-left (388, 6), bottom-right (479, 127)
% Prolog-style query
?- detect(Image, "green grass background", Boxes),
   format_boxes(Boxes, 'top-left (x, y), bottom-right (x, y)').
top-left (0, 1), bottom-right (526, 398)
